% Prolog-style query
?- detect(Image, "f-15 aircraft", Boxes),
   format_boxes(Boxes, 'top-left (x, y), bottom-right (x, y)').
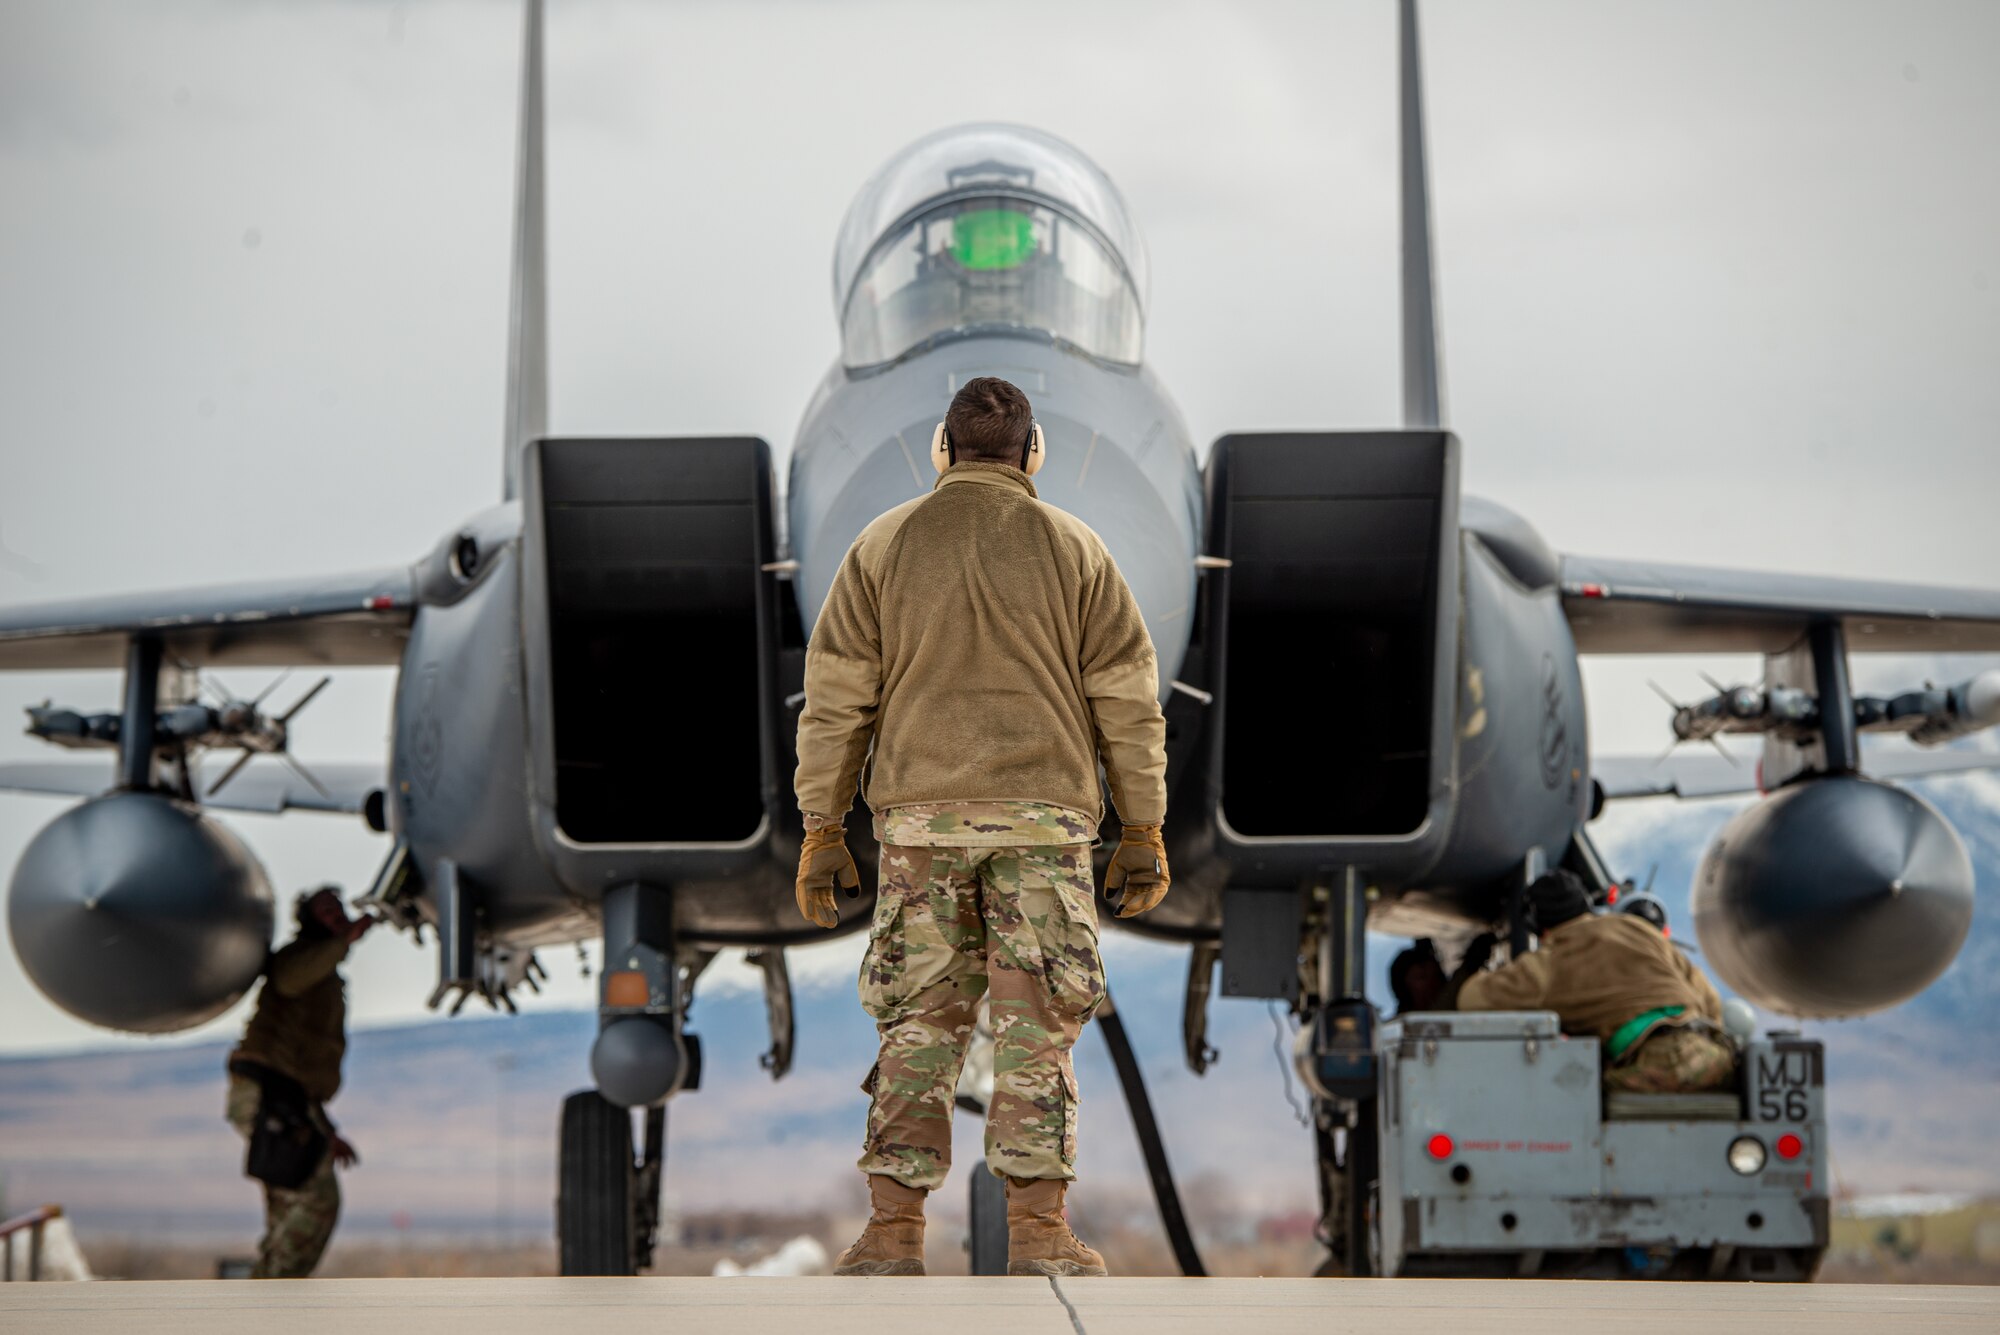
top-left (3, 0), bottom-right (1995, 1278)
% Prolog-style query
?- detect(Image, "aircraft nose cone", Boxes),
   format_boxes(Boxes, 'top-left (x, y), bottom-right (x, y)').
top-left (1692, 776), bottom-right (1975, 1018)
top-left (7, 793), bottom-right (275, 1033)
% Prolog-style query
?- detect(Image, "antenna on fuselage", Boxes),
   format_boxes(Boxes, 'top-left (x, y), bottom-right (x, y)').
top-left (501, 0), bottom-right (549, 500)
top-left (1399, 0), bottom-right (1445, 429)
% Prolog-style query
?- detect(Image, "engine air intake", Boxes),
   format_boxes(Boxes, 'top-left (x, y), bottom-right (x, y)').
top-left (1204, 432), bottom-right (1457, 839)
top-left (531, 438), bottom-right (776, 844)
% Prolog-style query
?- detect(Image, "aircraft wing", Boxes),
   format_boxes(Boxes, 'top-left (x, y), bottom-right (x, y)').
top-left (0, 565), bottom-right (414, 670)
top-left (1561, 554), bottom-right (2000, 655)
top-left (0, 756), bottom-right (386, 817)
top-left (1594, 744), bottom-right (2000, 801)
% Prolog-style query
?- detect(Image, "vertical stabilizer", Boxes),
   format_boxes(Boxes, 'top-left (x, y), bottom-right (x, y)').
top-left (502, 0), bottom-right (549, 499)
top-left (1399, 0), bottom-right (1444, 428)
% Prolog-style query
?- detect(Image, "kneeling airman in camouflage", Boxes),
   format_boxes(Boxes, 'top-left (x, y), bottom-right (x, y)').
top-left (793, 377), bottom-right (1170, 1277)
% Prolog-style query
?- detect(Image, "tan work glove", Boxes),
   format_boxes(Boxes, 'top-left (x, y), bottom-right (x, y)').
top-left (795, 823), bottom-right (859, 929)
top-left (1104, 822), bottom-right (1170, 918)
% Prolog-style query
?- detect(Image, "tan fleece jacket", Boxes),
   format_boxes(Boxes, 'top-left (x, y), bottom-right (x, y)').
top-left (1458, 913), bottom-right (1723, 1043)
top-left (794, 462), bottom-right (1168, 826)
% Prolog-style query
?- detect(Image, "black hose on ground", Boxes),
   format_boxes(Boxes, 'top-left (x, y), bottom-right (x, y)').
top-left (1095, 992), bottom-right (1207, 1276)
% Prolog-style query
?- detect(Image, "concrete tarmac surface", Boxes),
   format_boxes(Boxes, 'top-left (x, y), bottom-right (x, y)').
top-left (4, 1277), bottom-right (1998, 1334)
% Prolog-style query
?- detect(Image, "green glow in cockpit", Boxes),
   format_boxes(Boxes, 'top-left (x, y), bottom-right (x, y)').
top-left (951, 208), bottom-right (1038, 270)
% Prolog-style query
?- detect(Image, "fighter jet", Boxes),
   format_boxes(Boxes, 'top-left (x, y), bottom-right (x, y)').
top-left (3, 0), bottom-right (1996, 1278)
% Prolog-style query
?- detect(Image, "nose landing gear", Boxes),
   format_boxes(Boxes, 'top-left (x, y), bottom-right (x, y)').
top-left (559, 1093), bottom-right (667, 1276)
top-left (558, 881), bottom-right (698, 1276)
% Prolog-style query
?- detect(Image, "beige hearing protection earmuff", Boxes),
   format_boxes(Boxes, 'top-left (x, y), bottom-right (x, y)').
top-left (931, 419), bottom-right (1046, 477)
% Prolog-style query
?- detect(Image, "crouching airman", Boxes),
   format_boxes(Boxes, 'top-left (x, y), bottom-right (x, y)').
top-left (1451, 871), bottom-right (1735, 1093)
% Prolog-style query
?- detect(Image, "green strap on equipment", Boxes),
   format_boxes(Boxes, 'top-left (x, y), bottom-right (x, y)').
top-left (1607, 1004), bottom-right (1687, 1062)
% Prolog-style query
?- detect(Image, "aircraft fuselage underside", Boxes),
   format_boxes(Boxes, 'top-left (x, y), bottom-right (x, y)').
top-left (383, 343), bottom-right (1595, 975)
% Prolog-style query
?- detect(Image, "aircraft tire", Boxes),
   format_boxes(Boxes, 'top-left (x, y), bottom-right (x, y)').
top-left (559, 1088), bottom-right (636, 1275)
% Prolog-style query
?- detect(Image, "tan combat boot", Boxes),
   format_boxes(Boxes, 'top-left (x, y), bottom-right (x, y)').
top-left (1004, 1176), bottom-right (1107, 1277)
top-left (832, 1175), bottom-right (927, 1276)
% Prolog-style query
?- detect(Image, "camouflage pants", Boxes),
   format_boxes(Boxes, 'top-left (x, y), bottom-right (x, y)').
top-left (1604, 1024), bottom-right (1737, 1094)
top-left (224, 1073), bottom-right (340, 1278)
top-left (857, 843), bottom-right (1104, 1191)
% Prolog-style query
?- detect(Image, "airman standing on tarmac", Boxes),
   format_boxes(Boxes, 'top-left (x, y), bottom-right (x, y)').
top-left (223, 886), bottom-right (374, 1278)
top-left (793, 377), bottom-right (1171, 1278)
top-left (1451, 871), bottom-right (1736, 1094)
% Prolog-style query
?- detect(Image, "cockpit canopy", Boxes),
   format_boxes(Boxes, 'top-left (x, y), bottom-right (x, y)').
top-left (833, 124), bottom-right (1148, 371)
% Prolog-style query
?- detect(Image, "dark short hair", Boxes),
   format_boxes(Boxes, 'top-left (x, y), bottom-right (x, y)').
top-left (294, 885), bottom-right (343, 937)
top-left (944, 376), bottom-right (1035, 465)
top-left (1388, 939), bottom-right (1442, 1007)
top-left (1527, 870), bottom-right (1591, 932)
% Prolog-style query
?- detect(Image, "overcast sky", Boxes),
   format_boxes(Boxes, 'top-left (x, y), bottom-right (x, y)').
top-left (1, 0), bottom-right (1996, 1053)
